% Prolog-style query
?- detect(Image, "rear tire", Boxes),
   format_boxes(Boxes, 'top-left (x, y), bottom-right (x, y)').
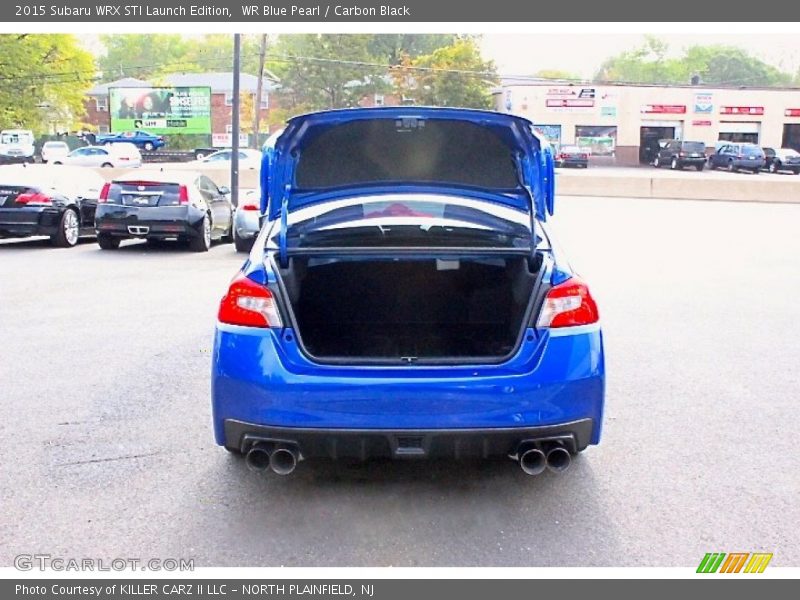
top-left (727, 161), bottom-right (735, 172)
top-left (769, 161), bottom-right (780, 173)
top-left (51, 208), bottom-right (80, 247)
top-left (695, 164), bottom-right (704, 171)
top-left (97, 233), bottom-right (120, 250)
top-left (144, 142), bottom-right (154, 152)
top-left (670, 157), bottom-right (679, 170)
top-left (189, 215), bottom-right (211, 252)
top-left (101, 162), bottom-right (113, 168)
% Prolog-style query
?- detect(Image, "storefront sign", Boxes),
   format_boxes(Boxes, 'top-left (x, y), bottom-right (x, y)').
top-left (693, 93), bottom-right (713, 113)
top-left (546, 99), bottom-right (594, 108)
top-left (641, 104), bottom-right (686, 114)
top-left (546, 87), bottom-right (595, 99)
top-left (720, 106), bottom-right (764, 115)
top-left (784, 108), bottom-right (800, 117)
top-left (212, 133), bottom-right (250, 147)
top-left (692, 120), bottom-right (712, 126)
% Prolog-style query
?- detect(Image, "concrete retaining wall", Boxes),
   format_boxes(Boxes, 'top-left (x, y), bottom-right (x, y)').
top-left (92, 167), bottom-right (800, 204)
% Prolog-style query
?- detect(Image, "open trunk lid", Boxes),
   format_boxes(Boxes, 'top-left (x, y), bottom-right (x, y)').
top-left (263, 107), bottom-right (555, 222)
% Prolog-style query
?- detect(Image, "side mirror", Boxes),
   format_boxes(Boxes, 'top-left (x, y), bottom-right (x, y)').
top-left (218, 185), bottom-right (231, 196)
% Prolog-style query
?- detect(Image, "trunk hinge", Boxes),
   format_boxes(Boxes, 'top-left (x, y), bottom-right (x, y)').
top-left (278, 184), bottom-right (290, 268)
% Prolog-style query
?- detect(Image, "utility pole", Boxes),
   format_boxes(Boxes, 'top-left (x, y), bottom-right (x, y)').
top-left (253, 34), bottom-right (268, 146)
top-left (231, 33), bottom-right (241, 210)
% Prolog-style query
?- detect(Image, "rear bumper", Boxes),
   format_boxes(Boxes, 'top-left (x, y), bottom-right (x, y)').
top-left (733, 159), bottom-right (764, 169)
top-left (211, 325), bottom-right (605, 453)
top-left (95, 205), bottom-right (202, 239)
top-left (0, 207), bottom-right (59, 237)
top-left (224, 418), bottom-right (596, 458)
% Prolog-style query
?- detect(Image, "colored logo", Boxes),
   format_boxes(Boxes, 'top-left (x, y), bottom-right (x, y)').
top-left (697, 552), bottom-right (773, 573)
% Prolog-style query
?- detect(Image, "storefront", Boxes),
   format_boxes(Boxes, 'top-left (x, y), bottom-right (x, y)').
top-left (494, 81), bottom-right (800, 166)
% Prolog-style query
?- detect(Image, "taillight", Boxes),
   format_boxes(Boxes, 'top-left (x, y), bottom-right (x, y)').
top-left (16, 191), bottom-right (53, 205)
top-left (178, 185), bottom-right (189, 205)
top-left (679, 152), bottom-right (685, 157)
top-left (98, 182), bottom-right (111, 203)
top-left (218, 274), bottom-right (282, 328)
top-left (537, 276), bottom-right (599, 328)
top-left (240, 202), bottom-right (259, 211)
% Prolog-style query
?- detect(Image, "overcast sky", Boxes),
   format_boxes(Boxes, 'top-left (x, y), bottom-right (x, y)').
top-left (480, 33), bottom-right (800, 79)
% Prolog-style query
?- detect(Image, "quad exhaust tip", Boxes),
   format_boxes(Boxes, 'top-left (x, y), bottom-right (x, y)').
top-left (519, 447), bottom-right (547, 476)
top-left (269, 446), bottom-right (299, 476)
top-left (516, 442), bottom-right (572, 475)
top-left (245, 441), bottom-right (300, 475)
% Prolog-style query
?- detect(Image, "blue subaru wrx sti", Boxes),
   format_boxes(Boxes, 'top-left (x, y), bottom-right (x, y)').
top-left (212, 107), bottom-right (604, 476)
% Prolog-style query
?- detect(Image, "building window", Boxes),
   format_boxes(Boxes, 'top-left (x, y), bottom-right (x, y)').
top-left (225, 93), bottom-right (233, 106)
top-left (374, 94), bottom-right (385, 107)
top-left (575, 125), bottom-right (617, 156)
top-left (260, 93), bottom-right (269, 109)
top-left (98, 124), bottom-right (110, 134)
top-left (226, 124), bottom-right (233, 134)
top-left (95, 96), bottom-right (108, 112)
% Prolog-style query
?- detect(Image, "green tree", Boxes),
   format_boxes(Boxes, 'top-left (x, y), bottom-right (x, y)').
top-left (0, 34), bottom-right (95, 133)
top-left (533, 69), bottom-right (581, 80)
top-left (595, 36), bottom-right (793, 87)
top-left (368, 34), bottom-right (458, 65)
top-left (403, 38), bottom-right (497, 108)
top-left (269, 34), bottom-right (381, 110)
top-left (98, 34), bottom-right (191, 80)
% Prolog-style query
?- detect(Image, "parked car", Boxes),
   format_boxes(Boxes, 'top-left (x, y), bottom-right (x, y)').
top-left (41, 141), bottom-right (70, 164)
top-left (54, 144), bottom-right (142, 168)
top-left (94, 170), bottom-right (234, 252)
top-left (0, 164), bottom-right (105, 246)
top-left (96, 130), bottom-right (165, 152)
top-left (0, 129), bottom-right (36, 164)
top-left (708, 142), bottom-right (765, 173)
top-left (653, 139), bottom-right (707, 171)
top-left (555, 145), bottom-right (589, 168)
top-left (211, 107), bottom-right (603, 477)
top-left (194, 148), bottom-right (262, 170)
top-left (763, 147), bottom-right (800, 174)
top-left (232, 189), bottom-right (260, 253)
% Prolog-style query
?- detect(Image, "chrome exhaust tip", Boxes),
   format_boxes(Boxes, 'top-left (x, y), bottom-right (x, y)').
top-left (545, 445), bottom-right (572, 473)
top-left (269, 446), bottom-right (299, 476)
top-left (518, 447), bottom-right (547, 476)
top-left (244, 442), bottom-right (272, 472)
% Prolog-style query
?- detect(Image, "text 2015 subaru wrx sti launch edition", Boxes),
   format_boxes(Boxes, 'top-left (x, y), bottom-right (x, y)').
top-left (212, 107), bottom-right (604, 476)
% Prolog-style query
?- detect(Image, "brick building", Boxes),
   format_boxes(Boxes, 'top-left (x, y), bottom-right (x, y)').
top-left (84, 72), bottom-right (279, 145)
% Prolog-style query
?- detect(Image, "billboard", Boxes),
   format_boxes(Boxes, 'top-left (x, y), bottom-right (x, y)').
top-left (109, 87), bottom-right (211, 135)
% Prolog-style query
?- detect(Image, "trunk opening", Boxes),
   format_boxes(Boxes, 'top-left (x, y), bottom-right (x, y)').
top-left (278, 255), bottom-right (539, 362)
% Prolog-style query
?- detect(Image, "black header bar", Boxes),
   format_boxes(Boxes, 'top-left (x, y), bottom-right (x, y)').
top-left (5, 0), bottom-right (800, 22)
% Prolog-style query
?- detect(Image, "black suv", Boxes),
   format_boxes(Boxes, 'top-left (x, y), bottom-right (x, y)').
top-left (653, 140), bottom-right (707, 171)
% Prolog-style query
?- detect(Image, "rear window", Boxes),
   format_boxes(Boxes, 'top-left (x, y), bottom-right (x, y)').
top-left (108, 181), bottom-right (182, 207)
top-left (681, 142), bottom-right (706, 152)
top-left (294, 120), bottom-right (520, 190)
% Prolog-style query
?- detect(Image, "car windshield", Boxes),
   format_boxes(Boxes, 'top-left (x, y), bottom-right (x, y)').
top-left (278, 196), bottom-right (533, 249)
top-left (681, 142), bottom-right (705, 152)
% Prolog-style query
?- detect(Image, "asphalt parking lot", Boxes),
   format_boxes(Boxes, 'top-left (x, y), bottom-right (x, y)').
top-left (1, 194), bottom-right (798, 567)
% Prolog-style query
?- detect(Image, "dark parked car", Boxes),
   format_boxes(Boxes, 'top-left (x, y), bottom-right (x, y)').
top-left (94, 170), bottom-right (234, 252)
top-left (763, 147), bottom-right (800, 174)
top-left (708, 142), bottom-right (765, 173)
top-left (653, 139), bottom-right (707, 171)
top-left (96, 130), bottom-right (166, 152)
top-left (0, 165), bottom-right (105, 247)
top-left (555, 145), bottom-right (589, 168)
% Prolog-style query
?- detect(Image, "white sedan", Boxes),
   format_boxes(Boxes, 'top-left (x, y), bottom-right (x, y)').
top-left (53, 144), bottom-right (142, 168)
top-left (194, 148), bottom-right (262, 170)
